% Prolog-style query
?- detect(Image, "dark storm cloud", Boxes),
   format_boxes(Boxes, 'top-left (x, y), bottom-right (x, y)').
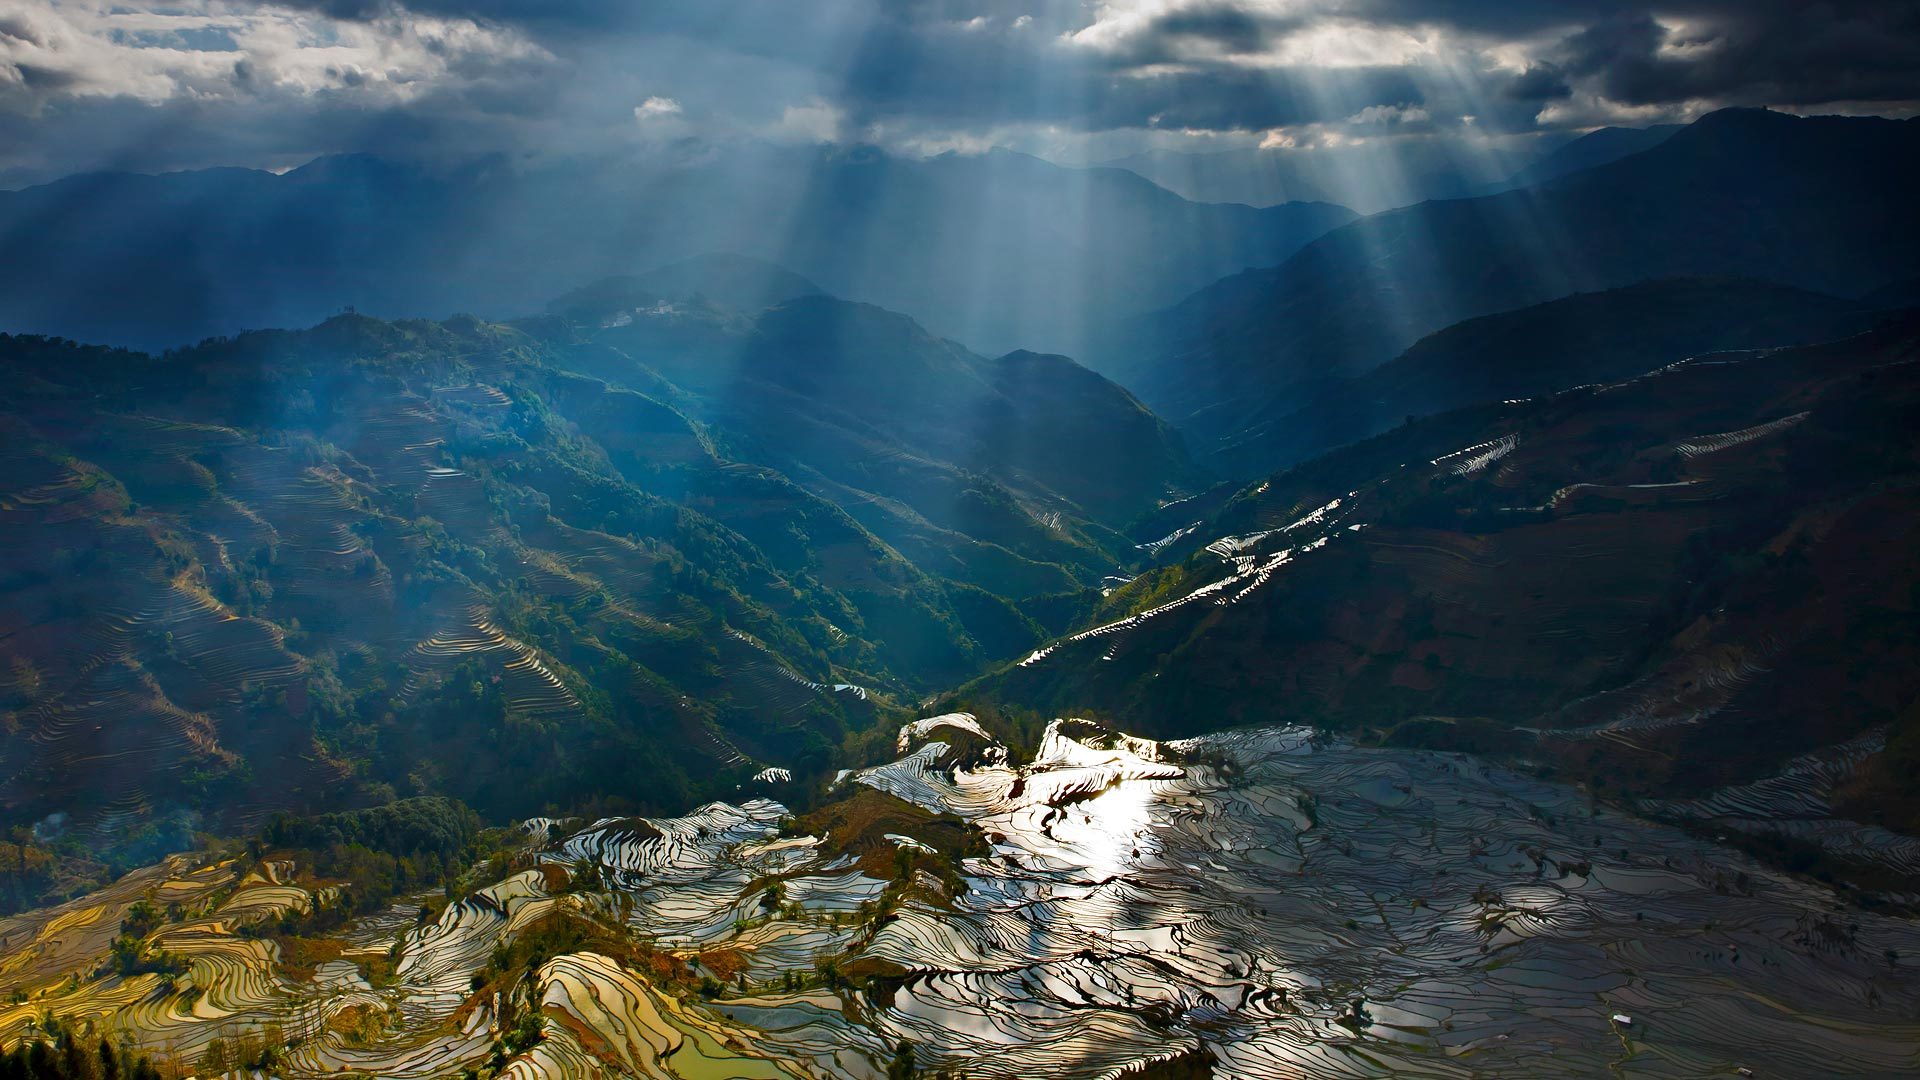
top-left (1137, 4), bottom-right (1290, 57)
top-left (265, 0), bottom-right (1920, 110)
top-left (1503, 64), bottom-right (1572, 103)
top-left (3, 1), bottom-right (1916, 186)
top-left (1554, 5), bottom-right (1920, 108)
top-left (803, 10), bottom-right (1419, 135)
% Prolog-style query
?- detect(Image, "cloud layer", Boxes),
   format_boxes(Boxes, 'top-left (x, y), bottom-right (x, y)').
top-left (3, 1), bottom-right (1915, 183)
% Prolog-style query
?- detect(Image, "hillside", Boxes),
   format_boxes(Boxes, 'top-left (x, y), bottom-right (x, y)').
top-left (527, 291), bottom-right (1203, 584)
top-left (1102, 109), bottom-right (1920, 473)
top-left (1212, 277), bottom-right (1883, 473)
top-left (964, 313), bottom-right (1920, 883)
top-left (0, 297), bottom-right (1194, 900)
top-left (545, 254), bottom-right (825, 323)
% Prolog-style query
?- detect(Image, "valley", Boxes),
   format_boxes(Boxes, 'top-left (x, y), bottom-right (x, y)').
top-left (973, 314), bottom-right (1920, 898)
top-left (7, 298), bottom-right (1920, 1075)
top-left (0, 298), bottom-right (1192, 888)
top-left (3, 22), bottom-right (1920, 1072)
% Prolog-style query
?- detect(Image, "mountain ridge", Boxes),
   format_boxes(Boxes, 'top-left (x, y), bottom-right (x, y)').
top-left (1096, 108), bottom-right (1920, 475)
top-left (0, 142), bottom-right (1357, 359)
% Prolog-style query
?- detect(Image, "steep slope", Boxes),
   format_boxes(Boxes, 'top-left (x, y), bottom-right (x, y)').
top-left (965, 314), bottom-right (1920, 878)
top-left (0, 285), bottom-right (1203, 863)
top-left (1214, 277), bottom-right (1883, 473)
top-left (1105, 109), bottom-right (1920, 473)
top-left (0, 144), bottom-right (1355, 359)
top-left (0, 316), bottom-right (962, 854)
top-left (530, 293), bottom-right (1203, 592)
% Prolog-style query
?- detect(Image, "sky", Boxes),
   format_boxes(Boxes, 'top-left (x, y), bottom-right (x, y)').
top-left (2, 1), bottom-right (1917, 186)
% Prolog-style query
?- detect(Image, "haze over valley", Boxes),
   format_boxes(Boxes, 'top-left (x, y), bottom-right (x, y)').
top-left (2, 2), bottom-right (1919, 1077)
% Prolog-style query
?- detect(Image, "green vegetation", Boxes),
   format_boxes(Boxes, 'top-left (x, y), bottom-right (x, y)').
top-left (195, 1025), bottom-right (290, 1077)
top-left (465, 905), bottom-right (694, 1053)
top-left (100, 933), bottom-right (187, 982)
top-left (792, 788), bottom-right (987, 883)
top-left (0, 1029), bottom-right (165, 1080)
top-left (263, 797), bottom-right (482, 868)
top-left (0, 280), bottom-right (1206, 887)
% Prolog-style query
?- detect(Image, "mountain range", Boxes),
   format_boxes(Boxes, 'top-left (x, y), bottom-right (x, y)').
top-left (1100, 123), bottom-right (1680, 213)
top-left (0, 143), bottom-right (1353, 360)
top-left (4, 104), bottom-right (1920, 912)
top-left (1095, 109), bottom-right (1920, 476)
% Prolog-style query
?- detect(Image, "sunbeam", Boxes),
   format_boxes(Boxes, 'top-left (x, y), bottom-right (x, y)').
top-left (1, 3), bottom-right (1918, 1078)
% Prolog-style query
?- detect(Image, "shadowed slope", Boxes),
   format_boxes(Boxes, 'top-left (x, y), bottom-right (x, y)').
top-left (1212, 277), bottom-right (1884, 473)
top-left (1105, 109), bottom-right (1920, 474)
top-left (966, 315), bottom-right (1920, 881)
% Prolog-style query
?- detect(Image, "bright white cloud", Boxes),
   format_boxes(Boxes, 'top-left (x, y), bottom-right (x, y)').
top-left (1065, 1), bottom-right (1440, 69)
top-left (0, 1), bottom-right (549, 111)
top-left (1347, 102), bottom-right (1430, 125)
top-left (771, 98), bottom-right (845, 143)
top-left (633, 95), bottom-right (683, 121)
top-left (2, 1), bottom-right (1908, 184)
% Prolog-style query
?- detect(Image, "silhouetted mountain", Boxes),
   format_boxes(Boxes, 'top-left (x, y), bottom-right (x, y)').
top-left (1101, 109), bottom-right (1920, 474)
top-left (0, 143), bottom-right (1354, 358)
top-left (1865, 276), bottom-right (1920, 311)
top-left (1212, 277), bottom-right (1883, 473)
top-left (1106, 124), bottom-right (1682, 215)
top-left (1494, 124), bottom-right (1681, 190)
top-left (1104, 136), bottom-right (1557, 214)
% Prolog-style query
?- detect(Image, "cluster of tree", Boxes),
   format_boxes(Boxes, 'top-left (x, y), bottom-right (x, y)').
top-left (2, 812), bottom-right (198, 918)
top-left (194, 1024), bottom-right (289, 1077)
top-left (99, 898), bottom-right (189, 981)
top-left (251, 797), bottom-right (489, 935)
top-left (262, 796), bottom-right (480, 863)
top-left (1, 829), bottom-right (58, 916)
top-left (101, 935), bottom-right (187, 981)
top-left (0, 1032), bottom-right (163, 1080)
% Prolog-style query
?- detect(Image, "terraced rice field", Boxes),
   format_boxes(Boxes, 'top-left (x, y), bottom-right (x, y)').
top-left (1022, 495), bottom-right (1359, 670)
top-left (1644, 732), bottom-right (1920, 883)
top-left (8, 717), bottom-right (1916, 1077)
top-left (830, 722), bottom-right (1920, 1077)
top-left (400, 595), bottom-right (584, 724)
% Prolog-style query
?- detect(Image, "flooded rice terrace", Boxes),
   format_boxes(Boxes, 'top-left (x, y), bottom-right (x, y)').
top-left (801, 721), bottom-right (1920, 1078)
top-left (6, 718), bottom-right (1920, 1079)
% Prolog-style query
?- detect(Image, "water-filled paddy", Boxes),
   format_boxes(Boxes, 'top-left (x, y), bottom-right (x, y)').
top-left (824, 721), bottom-right (1920, 1077)
top-left (4, 720), bottom-right (1917, 1078)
